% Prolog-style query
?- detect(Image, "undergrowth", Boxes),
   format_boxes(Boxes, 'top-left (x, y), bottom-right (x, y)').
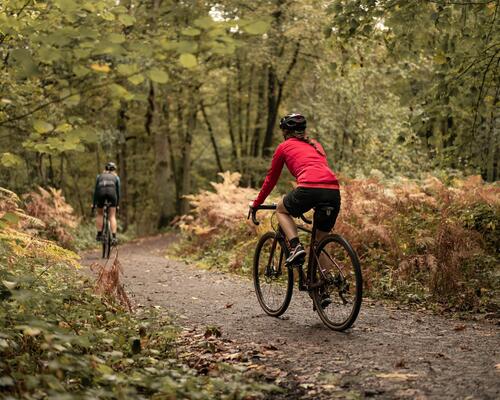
top-left (173, 172), bottom-right (500, 314)
top-left (0, 187), bottom-right (279, 399)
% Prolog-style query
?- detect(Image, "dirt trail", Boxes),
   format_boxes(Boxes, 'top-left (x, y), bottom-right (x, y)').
top-left (82, 235), bottom-right (499, 399)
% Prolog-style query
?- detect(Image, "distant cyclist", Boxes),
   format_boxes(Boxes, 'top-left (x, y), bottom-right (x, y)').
top-left (250, 113), bottom-right (341, 269)
top-left (92, 162), bottom-right (121, 245)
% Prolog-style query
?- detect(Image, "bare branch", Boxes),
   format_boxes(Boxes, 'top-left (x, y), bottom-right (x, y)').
top-left (471, 52), bottom-right (499, 135)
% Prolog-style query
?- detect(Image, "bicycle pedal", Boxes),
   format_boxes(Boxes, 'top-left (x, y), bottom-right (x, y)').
top-left (285, 255), bottom-right (305, 268)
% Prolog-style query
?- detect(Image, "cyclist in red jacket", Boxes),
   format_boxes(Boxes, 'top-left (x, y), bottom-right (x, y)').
top-left (250, 113), bottom-right (341, 268)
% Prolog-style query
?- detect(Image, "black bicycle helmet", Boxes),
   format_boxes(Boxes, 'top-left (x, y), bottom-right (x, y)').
top-left (105, 162), bottom-right (117, 171)
top-left (279, 113), bottom-right (307, 132)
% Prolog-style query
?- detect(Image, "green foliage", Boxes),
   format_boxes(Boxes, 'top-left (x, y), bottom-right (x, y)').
top-left (0, 243), bottom-right (277, 399)
top-left (242, 20), bottom-right (271, 35)
top-left (179, 53), bottom-right (198, 69)
top-left (147, 68), bottom-right (169, 84)
top-left (0, 191), bottom-right (279, 399)
top-left (0, 0), bottom-right (497, 234)
top-left (0, 153), bottom-right (22, 168)
top-left (328, 0), bottom-right (499, 180)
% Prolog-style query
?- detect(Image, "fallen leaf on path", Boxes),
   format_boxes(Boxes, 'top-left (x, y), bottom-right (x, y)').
top-left (299, 383), bottom-right (315, 389)
top-left (225, 352), bottom-right (243, 360)
top-left (453, 324), bottom-right (466, 331)
top-left (225, 303), bottom-right (234, 308)
top-left (376, 372), bottom-right (419, 381)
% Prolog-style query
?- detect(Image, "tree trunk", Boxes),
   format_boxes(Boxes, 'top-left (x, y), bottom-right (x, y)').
top-left (165, 100), bottom-right (179, 213)
top-left (243, 63), bottom-right (255, 158)
top-left (117, 101), bottom-right (129, 231)
top-left (486, 84), bottom-right (499, 181)
top-left (58, 154), bottom-right (64, 190)
top-left (226, 84), bottom-right (238, 162)
top-left (200, 101), bottom-right (224, 173)
top-left (147, 81), bottom-right (175, 227)
top-left (252, 66), bottom-right (267, 157)
top-left (236, 58), bottom-right (244, 155)
top-left (262, 66), bottom-right (279, 157)
top-left (63, 154), bottom-right (85, 216)
top-left (180, 95), bottom-right (197, 215)
top-left (95, 145), bottom-right (101, 174)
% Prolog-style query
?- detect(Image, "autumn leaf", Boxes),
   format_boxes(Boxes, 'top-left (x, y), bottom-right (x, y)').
top-left (90, 63), bottom-right (111, 73)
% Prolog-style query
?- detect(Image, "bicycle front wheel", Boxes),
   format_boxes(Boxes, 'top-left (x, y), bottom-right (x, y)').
top-left (253, 232), bottom-right (293, 317)
top-left (312, 234), bottom-right (362, 331)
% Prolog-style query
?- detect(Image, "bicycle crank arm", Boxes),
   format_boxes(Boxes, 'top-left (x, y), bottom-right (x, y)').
top-left (297, 266), bottom-right (308, 291)
top-left (307, 280), bottom-right (326, 290)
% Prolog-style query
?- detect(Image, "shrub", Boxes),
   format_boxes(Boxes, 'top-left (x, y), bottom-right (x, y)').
top-left (0, 187), bottom-right (279, 399)
top-left (23, 186), bottom-right (79, 248)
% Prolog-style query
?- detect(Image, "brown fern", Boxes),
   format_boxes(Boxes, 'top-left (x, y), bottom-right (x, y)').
top-left (91, 254), bottom-right (132, 312)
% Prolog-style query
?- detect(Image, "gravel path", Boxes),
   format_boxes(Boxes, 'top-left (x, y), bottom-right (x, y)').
top-left (82, 235), bottom-right (500, 399)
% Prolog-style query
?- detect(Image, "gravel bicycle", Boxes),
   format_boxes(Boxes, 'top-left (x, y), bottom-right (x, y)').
top-left (249, 204), bottom-right (362, 331)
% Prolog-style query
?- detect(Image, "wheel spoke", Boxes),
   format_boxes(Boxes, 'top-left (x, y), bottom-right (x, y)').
top-left (313, 235), bottom-right (362, 330)
top-left (253, 233), bottom-right (293, 316)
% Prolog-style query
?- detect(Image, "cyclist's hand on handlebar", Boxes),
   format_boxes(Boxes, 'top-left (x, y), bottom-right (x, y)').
top-left (247, 203), bottom-right (260, 225)
top-left (247, 203), bottom-right (254, 219)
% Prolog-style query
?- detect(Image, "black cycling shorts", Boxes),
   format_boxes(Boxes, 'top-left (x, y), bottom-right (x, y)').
top-left (95, 188), bottom-right (118, 208)
top-left (283, 187), bottom-right (341, 232)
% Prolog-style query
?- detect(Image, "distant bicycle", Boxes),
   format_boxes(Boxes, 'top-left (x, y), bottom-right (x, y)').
top-left (249, 204), bottom-right (362, 331)
top-left (100, 200), bottom-right (114, 259)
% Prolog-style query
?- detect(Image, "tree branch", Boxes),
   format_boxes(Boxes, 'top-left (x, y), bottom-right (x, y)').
top-left (452, 51), bottom-right (497, 82)
top-left (278, 41), bottom-right (301, 88)
top-left (425, 0), bottom-right (496, 5)
top-left (471, 52), bottom-right (499, 136)
top-left (0, 70), bottom-right (146, 127)
top-left (486, 0), bottom-right (499, 43)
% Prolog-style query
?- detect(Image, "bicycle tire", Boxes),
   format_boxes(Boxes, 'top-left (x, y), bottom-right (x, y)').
top-left (105, 220), bottom-right (112, 259)
top-left (102, 211), bottom-right (111, 259)
top-left (311, 234), bottom-right (362, 331)
top-left (101, 233), bottom-right (107, 259)
top-left (253, 231), bottom-right (293, 317)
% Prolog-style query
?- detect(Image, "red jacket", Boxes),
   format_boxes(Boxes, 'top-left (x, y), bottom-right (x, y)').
top-left (253, 138), bottom-right (339, 207)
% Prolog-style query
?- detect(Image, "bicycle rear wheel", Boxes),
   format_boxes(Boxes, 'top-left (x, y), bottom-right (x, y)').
top-left (311, 234), bottom-right (362, 331)
top-left (101, 235), bottom-right (107, 259)
top-left (102, 220), bottom-right (111, 259)
top-left (105, 220), bottom-right (112, 259)
top-left (253, 232), bottom-right (293, 317)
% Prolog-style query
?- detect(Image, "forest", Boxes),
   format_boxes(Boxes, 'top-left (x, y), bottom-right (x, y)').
top-left (0, 1), bottom-right (499, 399)
top-left (1, 0), bottom-right (498, 232)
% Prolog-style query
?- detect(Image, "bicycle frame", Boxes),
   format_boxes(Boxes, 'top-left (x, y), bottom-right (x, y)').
top-left (253, 205), bottom-right (324, 293)
top-left (294, 214), bottom-right (325, 292)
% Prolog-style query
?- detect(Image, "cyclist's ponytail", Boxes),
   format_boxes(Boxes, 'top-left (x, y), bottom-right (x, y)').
top-left (285, 132), bottom-right (325, 157)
